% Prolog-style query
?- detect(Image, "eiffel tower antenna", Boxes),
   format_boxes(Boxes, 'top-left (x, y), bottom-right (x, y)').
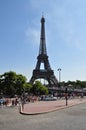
top-left (29, 16), bottom-right (58, 87)
top-left (42, 12), bottom-right (44, 17)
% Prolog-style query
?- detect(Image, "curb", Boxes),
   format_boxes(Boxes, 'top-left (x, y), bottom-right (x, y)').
top-left (20, 101), bottom-right (86, 115)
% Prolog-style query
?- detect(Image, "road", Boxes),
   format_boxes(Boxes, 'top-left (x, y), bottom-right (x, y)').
top-left (0, 103), bottom-right (86, 130)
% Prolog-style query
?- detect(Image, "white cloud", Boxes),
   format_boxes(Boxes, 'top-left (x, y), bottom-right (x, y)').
top-left (25, 0), bottom-right (86, 54)
top-left (43, 0), bottom-right (86, 52)
top-left (29, 0), bottom-right (43, 8)
top-left (25, 27), bottom-right (40, 45)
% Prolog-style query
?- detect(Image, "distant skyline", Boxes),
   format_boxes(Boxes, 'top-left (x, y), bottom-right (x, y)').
top-left (0, 0), bottom-right (86, 82)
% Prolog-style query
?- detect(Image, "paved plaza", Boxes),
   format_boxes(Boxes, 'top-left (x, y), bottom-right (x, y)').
top-left (0, 98), bottom-right (86, 130)
top-left (21, 98), bottom-right (86, 114)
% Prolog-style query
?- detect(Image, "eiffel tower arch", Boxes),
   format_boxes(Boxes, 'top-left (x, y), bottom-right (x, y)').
top-left (29, 16), bottom-right (58, 87)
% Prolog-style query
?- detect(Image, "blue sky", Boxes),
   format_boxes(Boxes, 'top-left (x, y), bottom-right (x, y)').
top-left (0, 0), bottom-right (86, 82)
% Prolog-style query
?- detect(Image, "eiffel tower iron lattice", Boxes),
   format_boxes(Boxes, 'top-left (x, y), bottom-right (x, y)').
top-left (29, 16), bottom-right (58, 87)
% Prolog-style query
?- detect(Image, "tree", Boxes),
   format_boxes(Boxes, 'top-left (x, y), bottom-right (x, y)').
top-left (15, 74), bottom-right (27, 95)
top-left (31, 81), bottom-right (48, 95)
top-left (39, 85), bottom-right (49, 95)
top-left (0, 71), bottom-right (27, 96)
top-left (23, 83), bottom-right (32, 94)
top-left (0, 75), bottom-right (3, 96)
top-left (1, 71), bottom-right (17, 96)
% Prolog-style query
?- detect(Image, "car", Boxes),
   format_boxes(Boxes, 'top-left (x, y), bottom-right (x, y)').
top-left (43, 96), bottom-right (57, 101)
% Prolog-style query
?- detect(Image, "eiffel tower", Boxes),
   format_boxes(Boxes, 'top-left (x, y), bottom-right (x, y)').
top-left (30, 16), bottom-right (58, 87)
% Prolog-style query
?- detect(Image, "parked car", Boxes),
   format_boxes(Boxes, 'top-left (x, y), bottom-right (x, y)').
top-left (43, 96), bottom-right (57, 101)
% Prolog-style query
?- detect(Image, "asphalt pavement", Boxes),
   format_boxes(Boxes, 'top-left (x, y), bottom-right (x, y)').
top-left (0, 100), bottom-right (86, 130)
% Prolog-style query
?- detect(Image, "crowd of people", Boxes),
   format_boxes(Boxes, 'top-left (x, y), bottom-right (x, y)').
top-left (0, 92), bottom-right (84, 108)
top-left (0, 95), bottom-right (40, 107)
top-left (0, 97), bottom-right (20, 106)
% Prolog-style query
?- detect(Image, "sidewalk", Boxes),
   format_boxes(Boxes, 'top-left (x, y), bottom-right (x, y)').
top-left (20, 98), bottom-right (86, 115)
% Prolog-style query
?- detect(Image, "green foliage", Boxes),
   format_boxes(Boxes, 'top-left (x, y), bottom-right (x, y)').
top-left (0, 71), bottom-right (17, 95)
top-left (0, 71), bottom-right (48, 96)
top-left (60, 80), bottom-right (86, 89)
top-left (15, 74), bottom-right (27, 95)
top-left (0, 71), bottom-right (86, 96)
top-left (31, 81), bottom-right (48, 95)
top-left (0, 71), bottom-right (27, 96)
top-left (23, 83), bottom-right (32, 94)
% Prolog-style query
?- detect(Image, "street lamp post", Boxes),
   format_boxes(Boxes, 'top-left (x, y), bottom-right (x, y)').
top-left (65, 87), bottom-right (68, 106)
top-left (58, 68), bottom-right (61, 98)
top-left (58, 68), bottom-right (61, 83)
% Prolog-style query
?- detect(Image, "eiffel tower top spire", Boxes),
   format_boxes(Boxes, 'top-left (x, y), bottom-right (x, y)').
top-left (39, 16), bottom-right (47, 55)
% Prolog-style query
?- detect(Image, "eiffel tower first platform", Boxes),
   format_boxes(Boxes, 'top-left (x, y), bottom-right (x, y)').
top-left (29, 16), bottom-right (58, 87)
